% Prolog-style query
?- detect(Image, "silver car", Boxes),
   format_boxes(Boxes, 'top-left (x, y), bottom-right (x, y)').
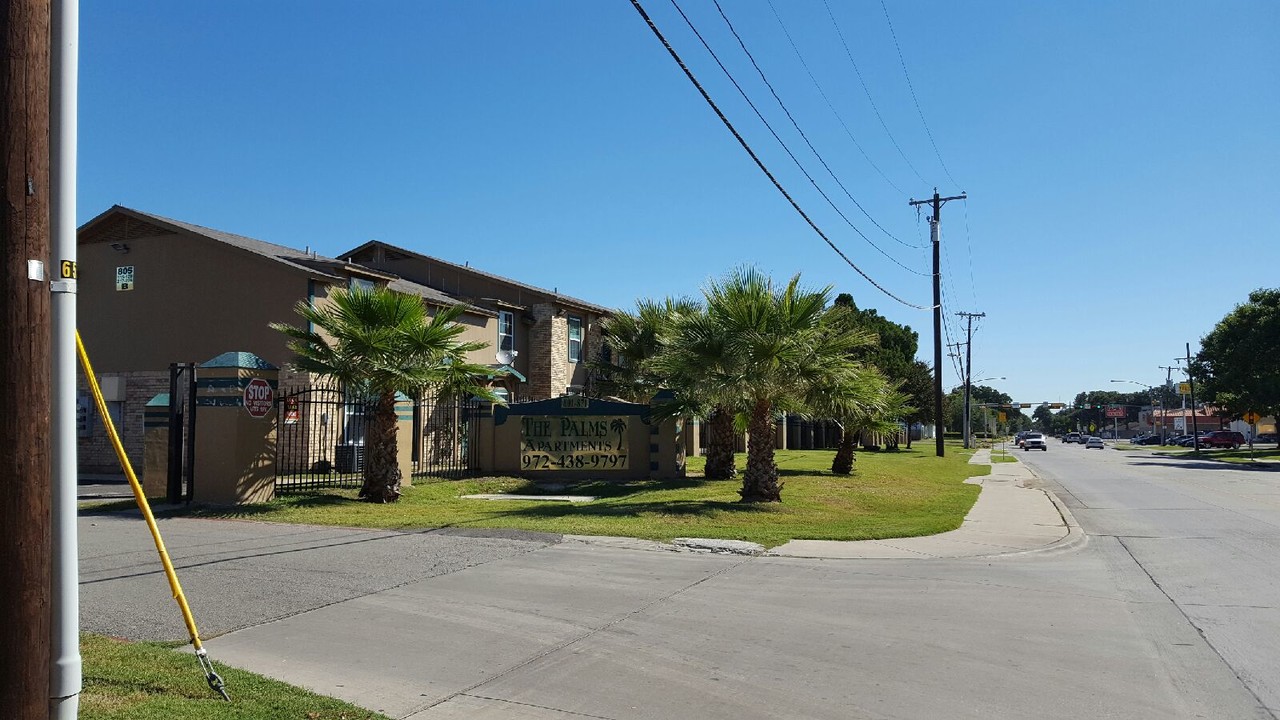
top-left (1085, 436), bottom-right (1105, 449)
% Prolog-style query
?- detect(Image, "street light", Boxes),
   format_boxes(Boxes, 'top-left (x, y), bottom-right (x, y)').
top-left (1110, 379), bottom-right (1162, 443)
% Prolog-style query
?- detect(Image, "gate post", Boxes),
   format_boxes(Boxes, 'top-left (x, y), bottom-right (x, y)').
top-left (396, 393), bottom-right (414, 487)
top-left (142, 394), bottom-right (171, 498)
top-left (193, 351), bottom-right (278, 505)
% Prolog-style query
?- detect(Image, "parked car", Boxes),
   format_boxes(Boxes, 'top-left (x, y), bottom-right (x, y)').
top-left (1022, 432), bottom-right (1048, 451)
top-left (1165, 435), bottom-right (1191, 446)
top-left (1202, 430), bottom-right (1245, 449)
top-left (1062, 432), bottom-right (1081, 443)
top-left (1085, 436), bottom-right (1105, 449)
top-left (1254, 433), bottom-right (1277, 444)
top-left (1133, 435), bottom-right (1163, 445)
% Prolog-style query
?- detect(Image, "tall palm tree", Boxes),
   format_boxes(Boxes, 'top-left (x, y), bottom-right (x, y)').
top-left (698, 268), bottom-right (871, 502)
top-left (272, 286), bottom-right (500, 503)
top-left (647, 305), bottom-right (741, 480)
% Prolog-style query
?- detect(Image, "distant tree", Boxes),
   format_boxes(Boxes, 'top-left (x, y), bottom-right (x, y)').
top-left (1032, 404), bottom-right (1054, 433)
top-left (1193, 289), bottom-right (1280, 436)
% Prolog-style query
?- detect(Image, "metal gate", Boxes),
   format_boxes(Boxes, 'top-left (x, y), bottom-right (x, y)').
top-left (165, 362), bottom-right (198, 503)
top-left (411, 392), bottom-right (480, 479)
top-left (275, 386), bottom-right (368, 493)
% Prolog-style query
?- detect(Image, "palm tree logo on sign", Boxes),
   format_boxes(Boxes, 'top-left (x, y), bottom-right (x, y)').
top-left (611, 418), bottom-right (626, 452)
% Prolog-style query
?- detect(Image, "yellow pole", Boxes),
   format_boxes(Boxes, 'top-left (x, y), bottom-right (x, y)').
top-left (75, 331), bottom-right (228, 699)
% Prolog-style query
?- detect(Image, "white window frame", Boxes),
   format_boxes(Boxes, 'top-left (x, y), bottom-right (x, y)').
top-left (567, 315), bottom-right (583, 363)
top-left (498, 311), bottom-right (515, 354)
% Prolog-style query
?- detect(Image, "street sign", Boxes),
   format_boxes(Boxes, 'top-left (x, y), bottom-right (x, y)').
top-left (1049, 403), bottom-right (1064, 409)
top-left (1105, 406), bottom-right (1126, 418)
top-left (1178, 382), bottom-right (1191, 395)
top-left (243, 378), bottom-right (274, 418)
top-left (998, 411), bottom-right (1007, 422)
top-left (1243, 411), bottom-right (1261, 424)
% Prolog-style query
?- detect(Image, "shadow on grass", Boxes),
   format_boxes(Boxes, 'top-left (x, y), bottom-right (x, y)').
top-left (480, 497), bottom-right (776, 521)
top-left (188, 492), bottom-right (358, 518)
top-left (1127, 459), bottom-right (1280, 472)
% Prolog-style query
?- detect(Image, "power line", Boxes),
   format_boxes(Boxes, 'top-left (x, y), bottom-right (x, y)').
top-left (823, 0), bottom-right (929, 186)
top-left (677, 0), bottom-right (927, 277)
top-left (879, 0), bottom-right (962, 189)
top-left (765, 0), bottom-right (911, 200)
top-left (626, 0), bottom-right (932, 310)
top-left (710, 0), bottom-right (923, 256)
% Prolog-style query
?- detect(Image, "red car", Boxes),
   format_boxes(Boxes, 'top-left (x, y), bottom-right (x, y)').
top-left (1202, 431), bottom-right (1245, 449)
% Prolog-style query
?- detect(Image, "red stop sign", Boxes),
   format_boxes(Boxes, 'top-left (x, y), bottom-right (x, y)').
top-left (243, 378), bottom-right (274, 418)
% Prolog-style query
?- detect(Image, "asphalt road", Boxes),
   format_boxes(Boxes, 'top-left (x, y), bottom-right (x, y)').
top-left (1018, 441), bottom-right (1280, 717)
top-left (79, 450), bottom-right (1280, 719)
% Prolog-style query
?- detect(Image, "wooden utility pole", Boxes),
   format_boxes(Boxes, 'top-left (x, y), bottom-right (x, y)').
top-left (909, 188), bottom-right (966, 457)
top-left (0, 1), bottom-right (54, 718)
top-left (957, 311), bottom-right (985, 449)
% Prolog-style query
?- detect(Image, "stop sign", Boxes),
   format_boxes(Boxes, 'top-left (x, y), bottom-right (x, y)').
top-left (243, 378), bottom-right (274, 418)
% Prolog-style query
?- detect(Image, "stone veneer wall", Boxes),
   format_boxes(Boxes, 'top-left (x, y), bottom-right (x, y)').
top-left (527, 303), bottom-right (571, 400)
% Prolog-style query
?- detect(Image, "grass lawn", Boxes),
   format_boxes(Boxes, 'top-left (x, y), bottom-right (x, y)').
top-left (80, 633), bottom-right (388, 720)
top-left (166, 446), bottom-right (986, 549)
top-left (990, 449), bottom-right (1018, 463)
top-left (1122, 443), bottom-right (1280, 465)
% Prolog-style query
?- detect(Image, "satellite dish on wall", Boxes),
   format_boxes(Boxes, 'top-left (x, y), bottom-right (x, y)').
top-left (496, 349), bottom-right (515, 365)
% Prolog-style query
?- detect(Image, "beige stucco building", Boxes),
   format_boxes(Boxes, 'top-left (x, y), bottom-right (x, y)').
top-left (75, 205), bottom-right (612, 474)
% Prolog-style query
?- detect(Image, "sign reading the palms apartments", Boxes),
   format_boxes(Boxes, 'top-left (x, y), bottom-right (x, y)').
top-left (520, 416), bottom-right (630, 471)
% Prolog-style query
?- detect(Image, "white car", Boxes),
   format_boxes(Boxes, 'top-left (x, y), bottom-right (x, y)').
top-left (1085, 436), bottom-right (1105, 449)
top-left (1022, 432), bottom-right (1048, 451)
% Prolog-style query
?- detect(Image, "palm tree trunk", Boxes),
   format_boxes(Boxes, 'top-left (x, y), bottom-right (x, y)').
top-left (831, 425), bottom-right (856, 475)
top-left (740, 400), bottom-right (782, 502)
top-left (358, 390), bottom-right (402, 503)
top-left (704, 407), bottom-right (737, 480)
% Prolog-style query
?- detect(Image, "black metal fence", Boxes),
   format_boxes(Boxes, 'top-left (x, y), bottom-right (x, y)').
top-left (411, 392), bottom-right (480, 479)
top-left (275, 386), bottom-right (367, 493)
top-left (275, 386), bottom-right (481, 494)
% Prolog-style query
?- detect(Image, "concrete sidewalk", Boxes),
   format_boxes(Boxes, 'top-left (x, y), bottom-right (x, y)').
top-left (767, 448), bottom-right (1082, 559)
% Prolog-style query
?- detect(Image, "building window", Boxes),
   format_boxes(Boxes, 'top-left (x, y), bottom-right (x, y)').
top-left (567, 316), bottom-right (583, 363)
top-left (349, 277), bottom-right (375, 292)
top-left (498, 311), bottom-right (515, 354)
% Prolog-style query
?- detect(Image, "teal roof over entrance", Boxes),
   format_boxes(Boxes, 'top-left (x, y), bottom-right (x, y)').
top-left (202, 351), bottom-right (277, 370)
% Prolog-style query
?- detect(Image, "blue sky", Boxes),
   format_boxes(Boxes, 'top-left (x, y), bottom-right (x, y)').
top-left (79, 1), bottom-right (1279, 406)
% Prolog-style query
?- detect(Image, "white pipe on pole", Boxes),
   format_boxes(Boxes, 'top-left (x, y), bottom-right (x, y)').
top-left (50, 0), bottom-right (81, 717)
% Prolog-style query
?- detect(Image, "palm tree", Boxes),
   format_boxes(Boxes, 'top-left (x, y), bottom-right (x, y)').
top-left (593, 297), bottom-right (739, 480)
top-left (818, 380), bottom-right (911, 475)
top-left (272, 286), bottom-right (500, 503)
top-left (698, 268), bottom-right (871, 502)
top-left (646, 304), bottom-right (740, 480)
top-left (591, 297), bottom-right (698, 403)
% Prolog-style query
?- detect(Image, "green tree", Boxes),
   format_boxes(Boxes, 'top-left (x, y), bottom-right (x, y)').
top-left (811, 378), bottom-right (908, 474)
top-left (1193, 289), bottom-right (1280, 439)
top-left (1032, 404), bottom-right (1054, 433)
top-left (591, 296), bottom-right (699, 403)
top-left (272, 287), bottom-right (500, 503)
top-left (691, 268), bottom-right (871, 502)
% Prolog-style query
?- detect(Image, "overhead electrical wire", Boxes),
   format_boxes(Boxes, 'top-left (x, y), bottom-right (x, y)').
top-left (625, 0), bottom-right (934, 310)
top-left (822, 0), bottom-right (929, 187)
top-left (711, 0), bottom-right (919, 251)
top-left (879, 0), bottom-right (962, 190)
top-left (765, 0), bottom-right (911, 200)
top-left (673, 0), bottom-right (927, 277)
top-left (963, 197), bottom-right (977, 309)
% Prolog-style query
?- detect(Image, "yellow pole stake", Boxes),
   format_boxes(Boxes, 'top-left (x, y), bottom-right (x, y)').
top-left (75, 331), bottom-right (229, 700)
